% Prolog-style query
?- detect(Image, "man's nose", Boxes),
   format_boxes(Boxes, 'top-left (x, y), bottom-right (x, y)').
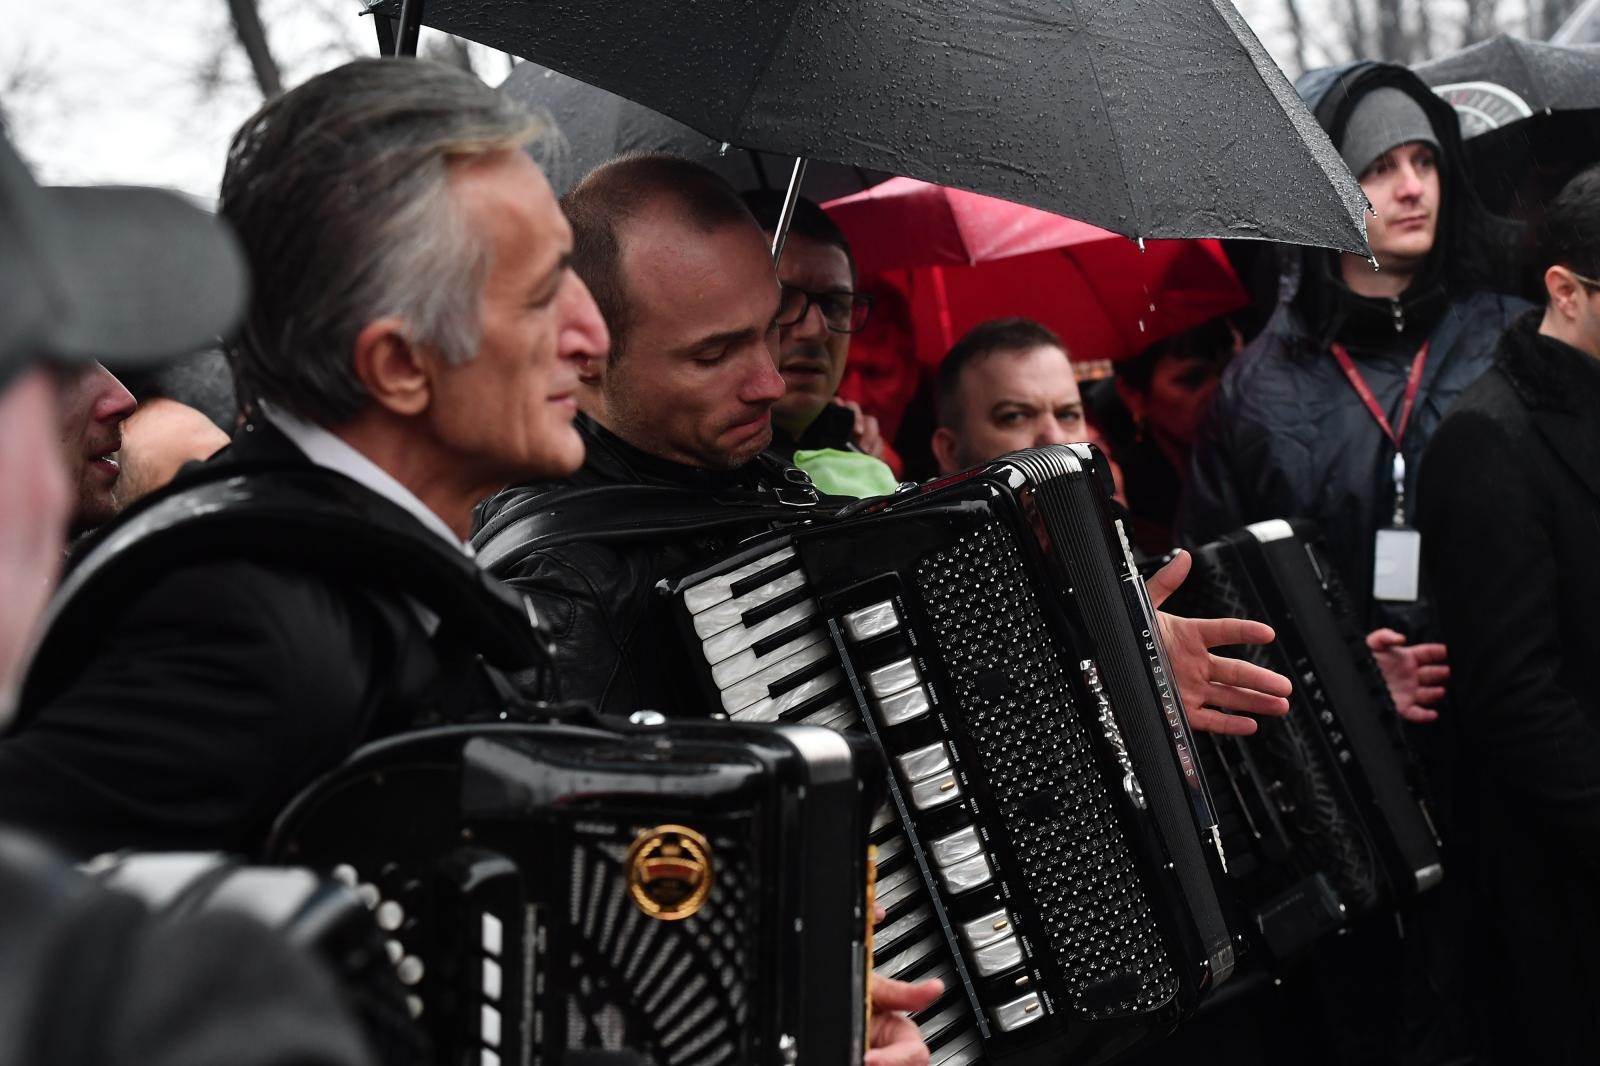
top-left (1034, 417), bottom-right (1071, 447)
top-left (92, 364), bottom-right (136, 425)
top-left (790, 298), bottom-right (829, 343)
top-left (744, 345), bottom-right (788, 405)
top-left (1395, 164), bottom-right (1425, 201)
top-left (560, 272), bottom-right (612, 368)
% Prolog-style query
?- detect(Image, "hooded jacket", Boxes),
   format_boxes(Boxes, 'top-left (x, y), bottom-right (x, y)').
top-left (1180, 61), bottom-right (1530, 635)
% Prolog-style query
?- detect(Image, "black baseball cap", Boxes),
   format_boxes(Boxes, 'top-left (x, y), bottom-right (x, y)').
top-left (0, 130), bottom-right (248, 389)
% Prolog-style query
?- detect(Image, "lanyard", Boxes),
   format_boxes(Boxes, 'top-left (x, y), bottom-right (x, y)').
top-left (1330, 340), bottom-right (1429, 526)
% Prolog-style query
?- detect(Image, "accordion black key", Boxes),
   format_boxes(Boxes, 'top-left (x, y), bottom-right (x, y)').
top-left (666, 443), bottom-right (1234, 1066)
top-left (1172, 520), bottom-right (1443, 960)
top-left (264, 718), bottom-right (882, 1066)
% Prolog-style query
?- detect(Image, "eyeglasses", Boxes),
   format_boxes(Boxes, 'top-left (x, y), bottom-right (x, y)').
top-left (1568, 267), bottom-right (1600, 292)
top-left (776, 285), bottom-right (874, 334)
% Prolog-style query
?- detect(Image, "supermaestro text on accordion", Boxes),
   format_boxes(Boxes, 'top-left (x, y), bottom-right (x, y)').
top-left (666, 443), bottom-right (1236, 1066)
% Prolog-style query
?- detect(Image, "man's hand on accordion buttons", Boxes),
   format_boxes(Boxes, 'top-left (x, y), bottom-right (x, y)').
top-left (1146, 549), bottom-right (1293, 736)
top-left (1366, 628), bottom-right (1448, 723)
top-left (867, 973), bottom-right (941, 1066)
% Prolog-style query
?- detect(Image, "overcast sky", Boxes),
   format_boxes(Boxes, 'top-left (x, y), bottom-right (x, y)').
top-left (0, 0), bottom-right (1456, 201)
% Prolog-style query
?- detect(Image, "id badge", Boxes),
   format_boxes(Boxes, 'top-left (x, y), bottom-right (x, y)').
top-left (1373, 526), bottom-right (1422, 603)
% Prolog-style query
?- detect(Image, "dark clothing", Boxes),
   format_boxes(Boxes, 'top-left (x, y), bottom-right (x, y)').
top-left (0, 827), bottom-right (371, 1066)
top-left (1181, 61), bottom-right (1529, 635)
top-left (1417, 312), bottom-right (1600, 1066)
top-left (473, 415), bottom-right (823, 717)
top-left (768, 400), bottom-right (859, 462)
top-left (0, 422), bottom-right (508, 859)
top-left (1084, 378), bottom-right (1186, 556)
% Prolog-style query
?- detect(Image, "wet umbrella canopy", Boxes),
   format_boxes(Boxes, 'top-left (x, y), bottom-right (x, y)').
top-left (1416, 35), bottom-right (1600, 221)
top-left (501, 62), bottom-right (889, 200)
top-left (1416, 34), bottom-right (1600, 136)
top-left (369, 0), bottom-right (1368, 253)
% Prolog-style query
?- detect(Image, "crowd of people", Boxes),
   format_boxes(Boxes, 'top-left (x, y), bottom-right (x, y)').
top-left (0, 43), bottom-right (1596, 1066)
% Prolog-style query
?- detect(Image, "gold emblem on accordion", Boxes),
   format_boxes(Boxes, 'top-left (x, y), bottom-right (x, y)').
top-left (626, 825), bottom-right (714, 920)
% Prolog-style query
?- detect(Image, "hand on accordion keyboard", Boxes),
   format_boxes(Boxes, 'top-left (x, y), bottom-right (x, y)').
top-left (1147, 549), bottom-right (1294, 736)
top-left (867, 973), bottom-right (943, 1066)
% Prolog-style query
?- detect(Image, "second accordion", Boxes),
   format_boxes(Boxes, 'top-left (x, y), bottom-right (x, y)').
top-left (667, 443), bottom-right (1235, 1066)
top-left (1173, 519), bottom-right (1443, 960)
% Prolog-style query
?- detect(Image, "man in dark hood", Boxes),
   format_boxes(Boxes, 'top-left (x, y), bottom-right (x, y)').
top-left (1182, 62), bottom-right (1529, 724)
top-left (1181, 61), bottom-right (1528, 1066)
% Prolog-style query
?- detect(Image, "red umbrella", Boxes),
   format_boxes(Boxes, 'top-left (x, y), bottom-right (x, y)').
top-left (823, 177), bottom-right (1249, 367)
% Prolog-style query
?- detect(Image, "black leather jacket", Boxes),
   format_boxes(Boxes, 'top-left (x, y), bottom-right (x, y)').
top-left (472, 416), bottom-right (827, 717)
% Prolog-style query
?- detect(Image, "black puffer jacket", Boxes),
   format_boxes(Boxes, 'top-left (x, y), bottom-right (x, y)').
top-left (1180, 61), bottom-right (1529, 636)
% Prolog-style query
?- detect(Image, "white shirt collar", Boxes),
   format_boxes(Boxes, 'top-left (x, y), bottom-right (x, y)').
top-left (257, 400), bottom-right (473, 557)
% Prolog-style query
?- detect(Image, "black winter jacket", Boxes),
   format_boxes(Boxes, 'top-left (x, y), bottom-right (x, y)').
top-left (472, 416), bottom-right (827, 717)
top-left (1180, 61), bottom-right (1529, 635)
top-left (1416, 312), bottom-right (1600, 1065)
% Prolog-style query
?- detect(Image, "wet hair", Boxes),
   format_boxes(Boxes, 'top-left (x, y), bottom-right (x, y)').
top-left (561, 154), bottom-right (757, 362)
top-left (1538, 163), bottom-right (1600, 280)
top-left (740, 189), bottom-right (856, 280)
top-left (1114, 315), bottom-right (1235, 395)
top-left (219, 58), bottom-right (545, 426)
top-left (935, 317), bottom-right (1065, 430)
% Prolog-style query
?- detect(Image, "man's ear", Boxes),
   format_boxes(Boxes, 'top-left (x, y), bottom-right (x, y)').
top-left (1545, 265), bottom-right (1582, 322)
top-left (931, 426), bottom-right (962, 475)
top-left (351, 317), bottom-right (432, 417)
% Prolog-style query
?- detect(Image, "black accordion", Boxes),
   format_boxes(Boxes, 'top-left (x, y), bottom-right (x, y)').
top-left (264, 718), bottom-right (883, 1066)
top-left (665, 443), bottom-right (1234, 1066)
top-left (1172, 520), bottom-right (1442, 960)
top-left (86, 850), bottom-right (427, 1064)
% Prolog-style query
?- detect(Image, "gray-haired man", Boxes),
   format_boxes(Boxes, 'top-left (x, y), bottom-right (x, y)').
top-left (0, 58), bottom-right (609, 858)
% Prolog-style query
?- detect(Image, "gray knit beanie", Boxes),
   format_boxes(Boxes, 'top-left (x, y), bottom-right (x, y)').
top-left (1339, 87), bottom-right (1440, 178)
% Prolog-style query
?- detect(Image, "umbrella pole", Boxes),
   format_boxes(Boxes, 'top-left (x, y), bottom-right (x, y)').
top-left (392, 0), bottom-right (425, 57)
top-left (770, 156), bottom-right (809, 263)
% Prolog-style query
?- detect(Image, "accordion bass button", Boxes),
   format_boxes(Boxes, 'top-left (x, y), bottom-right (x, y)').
top-left (868, 657), bottom-right (922, 699)
top-left (909, 774), bottom-right (963, 810)
top-left (971, 934), bottom-right (1026, 977)
top-left (895, 741), bottom-right (952, 781)
top-left (939, 851), bottom-right (994, 894)
top-left (991, 992), bottom-right (1045, 1032)
top-left (928, 825), bottom-right (983, 868)
top-left (877, 683), bottom-right (931, 726)
top-left (843, 600), bottom-right (901, 643)
top-left (957, 907), bottom-right (1014, 950)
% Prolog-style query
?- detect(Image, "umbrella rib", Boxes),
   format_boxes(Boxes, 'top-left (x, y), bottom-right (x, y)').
top-left (728, 0), bottom-right (813, 148)
top-left (1068, 2), bottom-right (1144, 238)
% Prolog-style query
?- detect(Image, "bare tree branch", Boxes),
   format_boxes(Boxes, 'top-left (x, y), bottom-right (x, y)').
top-left (1282, 0), bottom-right (1309, 72)
top-left (225, 0), bottom-right (283, 99)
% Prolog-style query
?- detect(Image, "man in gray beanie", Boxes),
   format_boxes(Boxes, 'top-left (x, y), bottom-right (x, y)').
top-left (1182, 61), bottom-right (1529, 1066)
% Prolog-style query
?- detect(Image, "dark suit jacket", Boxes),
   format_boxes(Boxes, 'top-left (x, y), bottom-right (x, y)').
top-left (1417, 311), bottom-right (1600, 1065)
top-left (0, 422), bottom-right (500, 859)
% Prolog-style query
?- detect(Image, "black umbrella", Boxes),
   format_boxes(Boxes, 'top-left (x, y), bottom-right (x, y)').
top-left (371, 0), bottom-right (1368, 254)
top-left (1415, 35), bottom-right (1600, 220)
top-left (1416, 34), bottom-right (1600, 137)
top-left (501, 61), bottom-right (890, 201)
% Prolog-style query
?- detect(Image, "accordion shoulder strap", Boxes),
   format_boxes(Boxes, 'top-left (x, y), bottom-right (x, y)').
top-left (472, 483), bottom-right (826, 577)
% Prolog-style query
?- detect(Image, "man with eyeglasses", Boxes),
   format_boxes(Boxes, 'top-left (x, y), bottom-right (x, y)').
top-left (740, 191), bottom-right (898, 497)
